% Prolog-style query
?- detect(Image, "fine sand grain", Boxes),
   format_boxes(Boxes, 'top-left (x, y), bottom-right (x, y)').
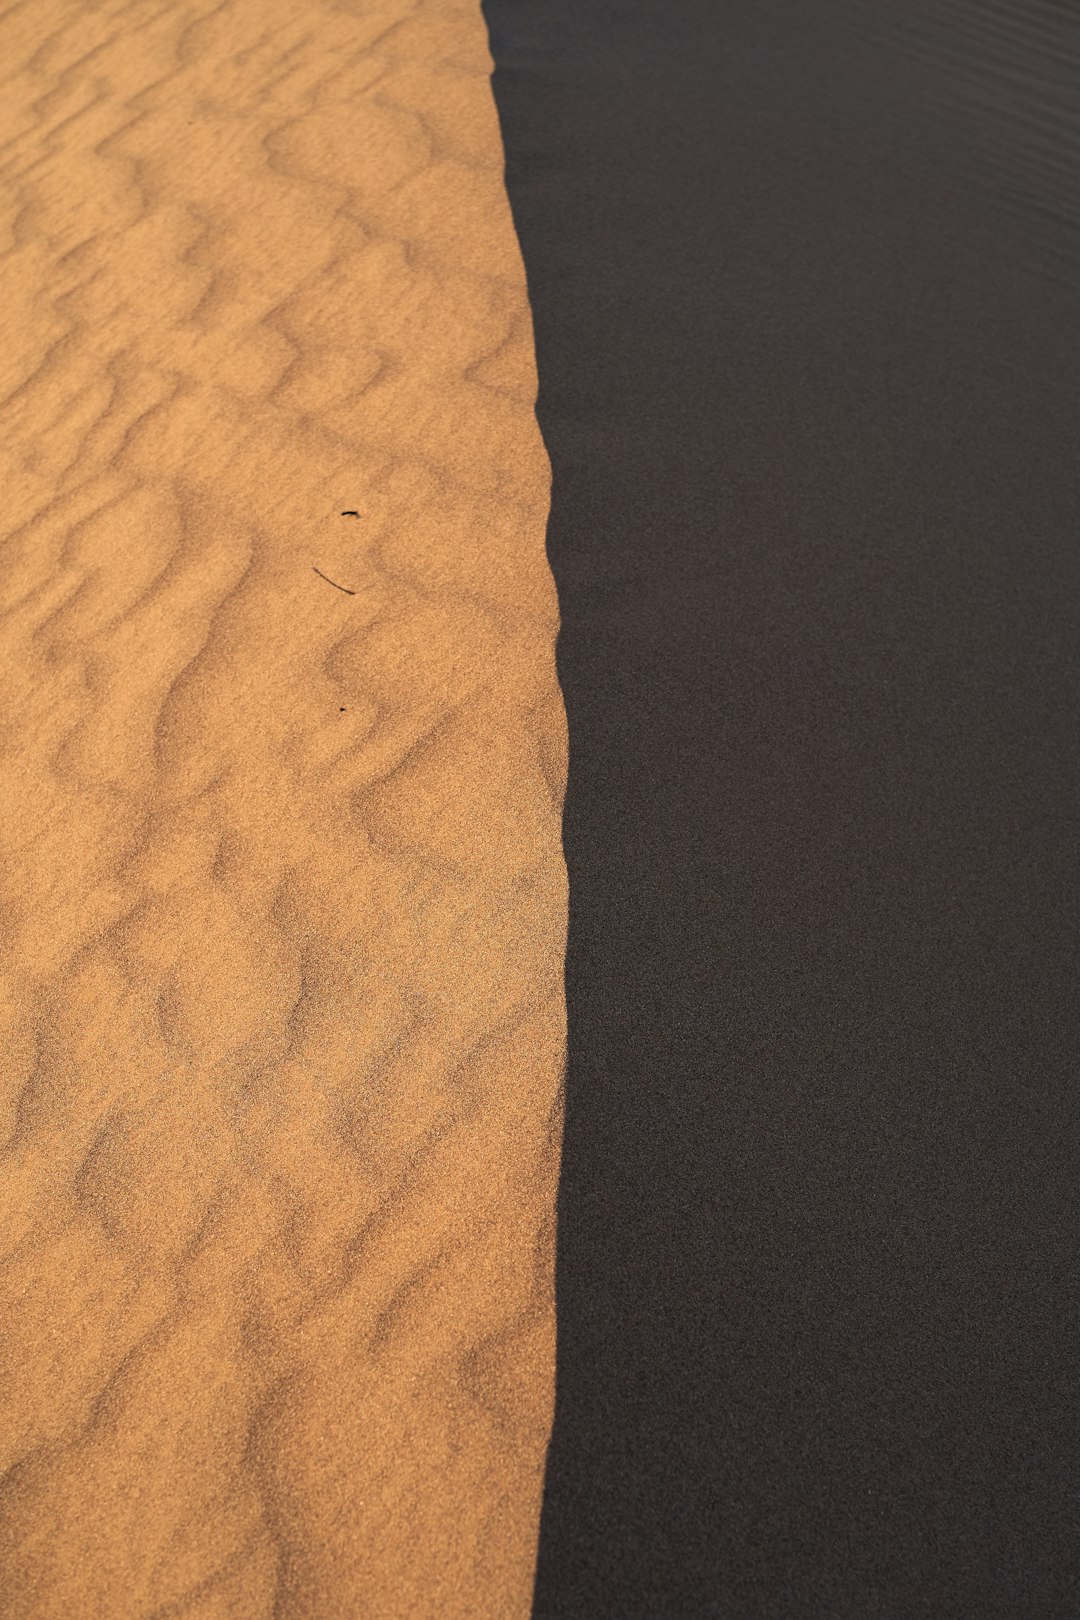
top-left (0, 2), bottom-right (565, 1615)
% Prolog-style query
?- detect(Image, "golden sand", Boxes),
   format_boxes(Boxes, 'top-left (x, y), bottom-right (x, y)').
top-left (0, 1), bottom-right (565, 1614)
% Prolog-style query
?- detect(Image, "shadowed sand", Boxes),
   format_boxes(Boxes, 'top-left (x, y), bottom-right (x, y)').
top-left (486, 0), bottom-right (1080, 1613)
top-left (0, 2), bottom-right (565, 1615)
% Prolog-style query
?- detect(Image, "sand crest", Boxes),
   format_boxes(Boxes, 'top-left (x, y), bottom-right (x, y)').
top-left (0, 2), bottom-right (565, 1615)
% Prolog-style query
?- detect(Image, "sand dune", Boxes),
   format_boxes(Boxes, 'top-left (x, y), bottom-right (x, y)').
top-left (0, 2), bottom-right (565, 1615)
top-left (487, 1), bottom-right (1080, 1613)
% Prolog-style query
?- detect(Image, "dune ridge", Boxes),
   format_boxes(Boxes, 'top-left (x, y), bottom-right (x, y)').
top-left (0, 1), bottom-right (565, 1615)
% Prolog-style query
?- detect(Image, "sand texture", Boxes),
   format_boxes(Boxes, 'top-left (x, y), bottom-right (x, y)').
top-left (0, 2), bottom-right (565, 1615)
top-left (488, 2), bottom-right (1080, 1614)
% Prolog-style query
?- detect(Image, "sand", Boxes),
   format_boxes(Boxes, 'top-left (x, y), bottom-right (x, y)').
top-left (487, 2), bottom-right (1080, 1614)
top-left (0, 2), bottom-right (565, 1616)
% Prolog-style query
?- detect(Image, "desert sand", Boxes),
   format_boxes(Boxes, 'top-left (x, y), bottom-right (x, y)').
top-left (0, 2), bottom-right (565, 1616)
top-left (488, 1), bottom-right (1080, 1614)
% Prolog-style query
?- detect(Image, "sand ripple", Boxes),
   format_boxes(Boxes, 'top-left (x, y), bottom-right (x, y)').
top-left (0, 2), bottom-right (565, 1614)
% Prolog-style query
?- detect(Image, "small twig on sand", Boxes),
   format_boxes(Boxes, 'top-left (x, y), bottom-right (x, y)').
top-left (313, 566), bottom-right (356, 596)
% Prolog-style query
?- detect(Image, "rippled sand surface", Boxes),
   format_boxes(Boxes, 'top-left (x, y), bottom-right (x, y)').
top-left (0, 2), bottom-right (565, 1614)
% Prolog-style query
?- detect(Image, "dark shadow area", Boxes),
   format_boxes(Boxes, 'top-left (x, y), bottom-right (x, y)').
top-left (482, 2), bottom-right (1080, 1614)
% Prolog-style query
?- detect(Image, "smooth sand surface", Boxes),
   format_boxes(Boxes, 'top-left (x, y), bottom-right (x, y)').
top-left (487, 2), bottom-right (1080, 1614)
top-left (0, 3), bottom-right (565, 1615)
